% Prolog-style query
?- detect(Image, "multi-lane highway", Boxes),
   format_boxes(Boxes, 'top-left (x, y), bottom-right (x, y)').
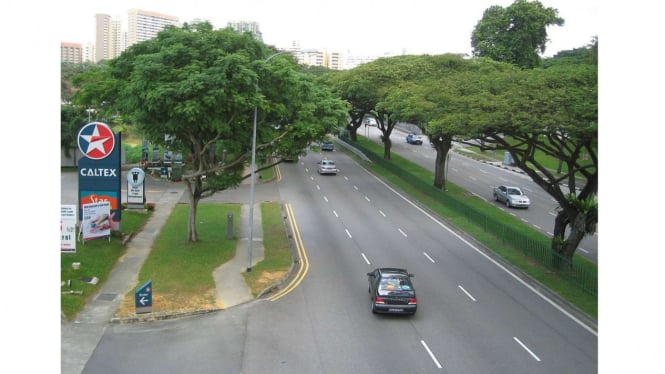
top-left (81, 149), bottom-right (597, 373)
top-left (362, 126), bottom-right (598, 263)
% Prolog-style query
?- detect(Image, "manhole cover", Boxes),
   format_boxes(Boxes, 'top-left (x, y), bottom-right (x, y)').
top-left (97, 293), bottom-right (117, 301)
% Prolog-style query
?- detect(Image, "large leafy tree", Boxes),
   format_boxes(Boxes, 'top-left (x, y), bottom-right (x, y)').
top-left (463, 64), bottom-right (597, 261)
top-left (93, 22), bottom-right (347, 241)
top-left (330, 55), bottom-right (443, 160)
top-left (471, 0), bottom-right (564, 68)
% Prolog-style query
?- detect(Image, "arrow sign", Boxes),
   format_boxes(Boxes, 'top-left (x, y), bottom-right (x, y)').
top-left (135, 279), bottom-right (153, 314)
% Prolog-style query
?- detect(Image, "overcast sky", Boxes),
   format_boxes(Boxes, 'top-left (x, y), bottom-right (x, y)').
top-left (58, 0), bottom-right (599, 57)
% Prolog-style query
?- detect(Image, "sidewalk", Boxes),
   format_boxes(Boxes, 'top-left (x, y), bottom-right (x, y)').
top-left (61, 179), bottom-right (269, 374)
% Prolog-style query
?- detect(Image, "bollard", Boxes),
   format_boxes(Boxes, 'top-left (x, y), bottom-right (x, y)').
top-left (226, 212), bottom-right (233, 239)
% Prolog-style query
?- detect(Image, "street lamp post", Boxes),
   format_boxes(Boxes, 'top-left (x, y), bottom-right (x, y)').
top-left (247, 50), bottom-right (290, 272)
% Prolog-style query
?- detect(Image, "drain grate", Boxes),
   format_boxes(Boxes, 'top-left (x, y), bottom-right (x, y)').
top-left (97, 293), bottom-right (117, 301)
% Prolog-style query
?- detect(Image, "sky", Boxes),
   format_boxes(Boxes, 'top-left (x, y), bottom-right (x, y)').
top-left (56, 0), bottom-right (599, 57)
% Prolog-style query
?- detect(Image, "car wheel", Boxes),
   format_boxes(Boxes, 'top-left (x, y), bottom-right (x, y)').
top-left (494, 193), bottom-right (499, 202)
top-left (370, 298), bottom-right (377, 314)
top-left (506, 199), bottom-right (511, 208)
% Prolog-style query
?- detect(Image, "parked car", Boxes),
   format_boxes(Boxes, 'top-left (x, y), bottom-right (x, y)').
top-left (321, 142), bottom-right (335, 151)
top-left (493, 185), bottom-right (531, 208)
top-left (406, 133), bottom-right (423, 145)
top-left (367, 268), bottom-right (417, 315)
top-left (317, 158), bottom-right (338, 175)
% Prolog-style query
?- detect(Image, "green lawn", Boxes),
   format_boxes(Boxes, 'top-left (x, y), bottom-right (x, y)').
top-left (60, 209), bottom-right (152, 320)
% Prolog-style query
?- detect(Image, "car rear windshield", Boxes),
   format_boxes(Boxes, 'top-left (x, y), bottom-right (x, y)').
top-left (378, 276), bottom-right (413, 295)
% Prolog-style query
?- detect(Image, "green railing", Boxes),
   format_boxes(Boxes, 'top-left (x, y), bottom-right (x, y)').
top-left (344, 137), bottom-right (597, 296)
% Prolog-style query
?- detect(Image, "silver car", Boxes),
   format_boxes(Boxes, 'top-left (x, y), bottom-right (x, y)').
top-left (317, 158), bottom-right (338, 175)
top-left (493, 185), bottom-right (530, 208)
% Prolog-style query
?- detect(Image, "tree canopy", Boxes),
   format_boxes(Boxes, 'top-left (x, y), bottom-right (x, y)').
top-left (471, 0), bottom-right (564, 68)
top-left (74, 22), bottom-right (348, 241)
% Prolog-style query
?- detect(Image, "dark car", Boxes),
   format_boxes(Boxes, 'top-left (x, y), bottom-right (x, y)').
top-left (367, 268), bottom-right (417, 315)
top-left (406, 134), bottom-right (423, 145)
top-left (321, 142), bottom-right (335, 151)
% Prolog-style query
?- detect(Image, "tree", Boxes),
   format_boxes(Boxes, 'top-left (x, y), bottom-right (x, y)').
top-left (60, 104), bottom-right (89, 164)
top-left (95, 22), bottom-right (347, 241)
top-left (471, 0), bottom-right (564, 68)
top-left (465, 64), bottom-right (597, 261)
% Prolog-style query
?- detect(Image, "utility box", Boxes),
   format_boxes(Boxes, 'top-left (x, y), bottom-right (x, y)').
top-left (503, 152), bottom-right (514, 166)
top-left (171, 164), bottom-right (182, 181)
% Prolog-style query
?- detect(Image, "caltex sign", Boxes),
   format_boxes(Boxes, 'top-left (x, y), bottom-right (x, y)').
top-left (77, 122), bottom-right (122, 232)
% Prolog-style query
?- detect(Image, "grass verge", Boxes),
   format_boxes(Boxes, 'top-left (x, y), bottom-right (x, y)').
top-left (243, 202), bottom-right (293, 296)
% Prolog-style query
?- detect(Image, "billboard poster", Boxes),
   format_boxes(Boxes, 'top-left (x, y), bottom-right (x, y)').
top-left (77, 122), bottom-right (122, 230)
top-left (61, 205), bottom-right (77, 253)
top-left (81, 201), bottom-right (112, 241)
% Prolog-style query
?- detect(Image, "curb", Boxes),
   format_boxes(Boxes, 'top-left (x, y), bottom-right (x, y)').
top-left (110, 308), bottom-right (222, 324)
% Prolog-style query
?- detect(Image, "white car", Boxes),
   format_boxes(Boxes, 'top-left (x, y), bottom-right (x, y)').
top-left (493, 185), bottom-right (530, 208)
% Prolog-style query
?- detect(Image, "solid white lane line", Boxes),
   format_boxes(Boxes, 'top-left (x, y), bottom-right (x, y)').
top-left (420, 340), bottom-right (443, 369)
top-left (458, 285), bottom-right (477, 302)
top-left (513, 337), bottom-right (541, 362)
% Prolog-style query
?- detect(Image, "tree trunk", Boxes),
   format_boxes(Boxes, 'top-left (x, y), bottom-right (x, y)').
top-left (551, 209), bottom-right (586, 266)
top-left (348, 127), bottom-right (358, 141)
top-left (382, 136), bottom-right (391, 161)
top-left (433, 141), bottom-right (452, 190)
top-left (184, 177), bottom-right (200, 242)
top-left (187, 198), bottom-right (199, 242)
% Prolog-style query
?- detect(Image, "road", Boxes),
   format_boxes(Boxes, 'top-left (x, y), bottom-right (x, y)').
top-left (362, 125), bottom-right (598, 263)
top-left (78, 150), bottom-right (597, 373)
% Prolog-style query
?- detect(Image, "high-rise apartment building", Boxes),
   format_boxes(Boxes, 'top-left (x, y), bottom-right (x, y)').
top-left (61, 42), bottom-right (83, 63)
top-left (325, 51), bottom-right (344, 70)
top-left (95, 14), bottom-right (112, 62)
top-left (226, 21), bottom-right (263, 41)
top-left (127, 9), bottom-right (179, 47)
top-left (94, 14), bottom-right (125, 62)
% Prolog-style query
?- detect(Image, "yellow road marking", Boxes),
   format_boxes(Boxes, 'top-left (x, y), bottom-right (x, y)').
top-left (268, 203), bottom-right (309, 301)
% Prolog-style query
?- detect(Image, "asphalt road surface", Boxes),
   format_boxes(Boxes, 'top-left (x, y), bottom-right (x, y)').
top-left (78, 150), bottom-right (597, 374)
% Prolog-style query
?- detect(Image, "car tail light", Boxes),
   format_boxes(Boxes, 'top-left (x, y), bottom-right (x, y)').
top-left (375, 297), bottom-right (385, 304)
top-left (408, 298), bottom-right (417, 305)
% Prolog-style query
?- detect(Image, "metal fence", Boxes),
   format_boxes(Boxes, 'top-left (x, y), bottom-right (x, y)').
top-left (344, 137), bottom-right (597, 296)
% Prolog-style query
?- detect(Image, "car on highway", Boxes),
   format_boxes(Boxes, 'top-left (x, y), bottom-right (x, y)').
top-left (367, 268), bottom-right (417, 315)
top-left (321, 142), bottom-right (335, 151)
top-left (317, 158), bottom-right (338, 175)
top-left (493, 185), bottom-right (531, 208)
top-left (406, 133), bottom-right (423, 145)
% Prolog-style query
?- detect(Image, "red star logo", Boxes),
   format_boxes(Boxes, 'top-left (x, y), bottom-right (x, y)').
top-left (78, 122), bottom-right (115, 160)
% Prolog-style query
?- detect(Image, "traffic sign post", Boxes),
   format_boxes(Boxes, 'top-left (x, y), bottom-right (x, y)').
top-left (135, 279), bottom-right (153, 314)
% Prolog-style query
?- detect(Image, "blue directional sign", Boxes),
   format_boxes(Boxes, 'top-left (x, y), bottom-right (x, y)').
top-left (135, 279), bottom-right (153, 314)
